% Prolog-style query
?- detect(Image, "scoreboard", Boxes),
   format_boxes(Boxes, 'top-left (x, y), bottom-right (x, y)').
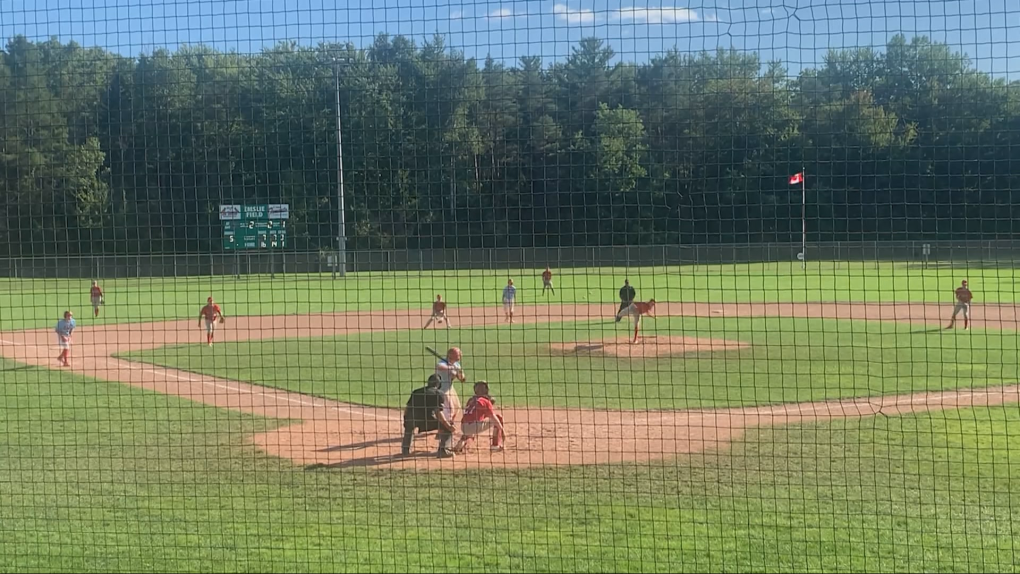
top-left (220, 204), bottom-right (289, 250)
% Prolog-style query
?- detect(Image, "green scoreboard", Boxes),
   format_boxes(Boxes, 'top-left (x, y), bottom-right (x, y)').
top-left (220, 204), bottom-right (289, 250)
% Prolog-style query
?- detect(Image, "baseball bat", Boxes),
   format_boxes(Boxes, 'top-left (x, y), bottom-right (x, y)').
top-left (425, 346), bottom-right (443, 360)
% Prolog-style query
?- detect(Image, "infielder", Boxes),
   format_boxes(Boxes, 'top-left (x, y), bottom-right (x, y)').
top-left (55, 311), bottom-right (75, 367)
top-left (435, 346), bottom-right (466, 428)
top-left (90, 281), bottom-right (104, 317)
top-left (542, 267), bottom-right (555, 296)
top-left (616, 279), bottom-right (636, 322)
top-left (616, 299), bottom-right (656, 344)
top-left (400, 375), bottom-right (456, 457)
top-left (198, 297), bottom-right (225, 346)
top-left (502, 279), bottom-right (517, 324)
top-left (452, 381), bottom-right (505, 454)
top-left (946, 280), bottom-right (973, 331)
top-left (423, 294), bottom-right (451, 329)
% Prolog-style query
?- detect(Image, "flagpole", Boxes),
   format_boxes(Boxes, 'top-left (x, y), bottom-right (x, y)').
top-left (801, 167), bottom-right (807, 271)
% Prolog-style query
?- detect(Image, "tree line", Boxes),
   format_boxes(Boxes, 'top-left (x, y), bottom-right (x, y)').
top-left (0, 33), bottom-right (1016, 256)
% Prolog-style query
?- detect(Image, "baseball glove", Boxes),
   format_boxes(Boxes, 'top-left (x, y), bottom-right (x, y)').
top-left (218, 317), bottom-right (226, 325)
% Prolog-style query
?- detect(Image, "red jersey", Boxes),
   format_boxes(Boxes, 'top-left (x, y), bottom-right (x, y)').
top-left (461, 396), bottom-right (496, 424)
top-left (633, 301), bottom-right (655, 315)
top-left (90, 286), bottom-right (102, 298)
top-left (433, 301), bottom-right (447, 313)
top-left (542, 270), bottom-right (552, 282)
top-left (955, 287), bottom-right (973, 303)
top-left (200, 303), bottom-right (222, 321)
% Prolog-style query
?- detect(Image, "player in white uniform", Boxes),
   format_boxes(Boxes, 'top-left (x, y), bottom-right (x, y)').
top-left (434, 347), bottom-right (466, 425)
top-left (502, 279), bottom-right (517, 324)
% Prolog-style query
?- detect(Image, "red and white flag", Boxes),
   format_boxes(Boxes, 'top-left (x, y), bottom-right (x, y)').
top-left (789, 172), bottom-right (804, 185)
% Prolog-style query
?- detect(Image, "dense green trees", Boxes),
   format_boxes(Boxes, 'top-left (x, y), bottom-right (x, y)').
top-left (0, 33), bottom-right (1015, 255)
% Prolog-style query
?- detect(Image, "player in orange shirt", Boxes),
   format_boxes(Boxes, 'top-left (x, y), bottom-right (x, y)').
top-left (198, 297), bottom-right (225, 346)
top-left (423, 294), bottom-right (451, 329)
top-left (89, 281), bottom-right (104, 317)
top-left (451, 381), bottom-right (505, 454)
top-left (946, 280), bottom-right (973, 330)
top-left (541, 266), bottom-right (554, 296)
top-left (615, 299), bottom-right (656, 344)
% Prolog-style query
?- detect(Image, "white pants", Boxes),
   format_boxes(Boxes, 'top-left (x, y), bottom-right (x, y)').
top-left (205, 320), bottom-right (217, 334)
top-left (951, 303), bottom-right (971, 319)
top-left (503, 300), bottom-right (515, 313)
top-left (91, 296), bottom-right (102, 308)
top-left (56, 336), bottom-right (70, 350)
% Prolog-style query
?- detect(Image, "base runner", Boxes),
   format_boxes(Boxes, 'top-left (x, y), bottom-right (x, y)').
top-left (198, 297), bottom-right (225, 346)
top-left (423, 294), bottom-right (451, 329)
top-left (452, 381), bottom-right (505, 454)
top-left (55, 311), bottom-right (75, 367)
top-left (615, 299), bottom-right (656, 344)
top-left (90, 281), bottom-right (104, 318)
top-left (946, 280), bottom-right (973, 330)
top-left (502, 279), bottom-right (517, 324)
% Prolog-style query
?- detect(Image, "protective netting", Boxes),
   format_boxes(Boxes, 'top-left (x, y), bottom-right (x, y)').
top-left (1, 0), bottom-right (1019, 572)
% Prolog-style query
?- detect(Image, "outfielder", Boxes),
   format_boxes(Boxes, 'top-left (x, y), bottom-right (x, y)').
top-left (946, 280), bottom-right (973, 331)
top-left (435, 347), bottom-right (466, 427)
top-left (616, 299), bottom-right (656, 344)
top-left (423, 294), bottom-right (451, 329)
top-left (452, 381), bottom-right (505, 454)
top-left (400, 375), bottom-right (456, 457)
top-left (90, 281), bottom-right (104, 317)
top-left (198, 297), bottom-right (225, 346)
top-left (55, 311), bottom-right (75, 367)
top-left (502, 279), bottom-right (517, 324)
top-left (542, 267), bottom-right (555, 296)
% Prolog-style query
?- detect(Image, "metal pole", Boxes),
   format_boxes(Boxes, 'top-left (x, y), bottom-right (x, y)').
top-left (334, 58), bottom-right (348, 278)
top-left (801, 167), bottom-right (807, 271)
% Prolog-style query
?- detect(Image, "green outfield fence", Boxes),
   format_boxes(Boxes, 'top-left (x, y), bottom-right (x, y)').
top-left (2, 240), bottom-right (1019, 278)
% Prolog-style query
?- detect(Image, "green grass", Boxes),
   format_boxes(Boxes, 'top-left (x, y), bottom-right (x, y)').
top-left (2, 356), bottom-right (1020, 572)
top-left (122, 316), bottom-right (1019, 410)
top-left (1, 260), bottom-right (1018, 331)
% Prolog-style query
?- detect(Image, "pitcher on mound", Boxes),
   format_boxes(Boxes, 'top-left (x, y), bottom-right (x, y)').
top-left (616, 299), bottom-right (656, 344)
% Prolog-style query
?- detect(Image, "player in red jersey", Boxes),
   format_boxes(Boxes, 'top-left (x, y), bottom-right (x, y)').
top-left (198, 297), bottom-right (225, 346)
top-left (90, 281), bottom-right (104, 317)
top-left (542, 267), bottom-right (555, 296)
top-left (451, 381), bottom-right (505, 454)
top-left (423, 294), bottom-right (451, 329)
top-left (615, 299), bottom-right (656, 344)
top-left (946, 280), bottom-right (973, 331)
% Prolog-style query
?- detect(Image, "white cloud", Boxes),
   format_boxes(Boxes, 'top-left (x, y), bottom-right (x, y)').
top-left (553, 3), bottom-right (597, 24)
top-left (487, 7), bottom-right (515, 20)
top-left (760, 8), bottom-right (774, 15)
top-left (450, 9), bottom-right (465, 19)
top-left (705, 13), bottom-right (721, 22)
top-left (614, 6), bottom-right (699, 24)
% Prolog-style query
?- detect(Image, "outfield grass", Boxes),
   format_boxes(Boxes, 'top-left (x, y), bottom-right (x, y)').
top-left (1, 261), bottom-right (1018, 331)
top-left (123, 316), bottom-right (1017, 410)
top-left (1, 357), bottom-right (1019, 572)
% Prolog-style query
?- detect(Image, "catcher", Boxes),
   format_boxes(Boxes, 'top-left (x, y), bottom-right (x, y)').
top-left (451, 381), bottom-right (505, 454)
top-left (198, 296), bottom-right (226, 347)
top-left (400, 375), bottom-right (456, 457)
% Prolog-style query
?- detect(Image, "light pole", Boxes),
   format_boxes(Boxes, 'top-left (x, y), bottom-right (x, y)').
top-left (333, 57), bottom-right (348, 279)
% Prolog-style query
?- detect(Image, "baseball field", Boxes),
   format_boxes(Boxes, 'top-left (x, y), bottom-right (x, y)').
top-left (2, 262), bottom-right (1019, 571)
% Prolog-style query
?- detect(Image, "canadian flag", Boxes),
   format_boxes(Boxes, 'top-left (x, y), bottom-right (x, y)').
top-left (789, 172), bottom-right (804, 185)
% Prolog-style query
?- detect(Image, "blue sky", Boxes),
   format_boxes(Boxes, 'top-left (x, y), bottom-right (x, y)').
top-left (0, 0), bottom-right (1017, 76)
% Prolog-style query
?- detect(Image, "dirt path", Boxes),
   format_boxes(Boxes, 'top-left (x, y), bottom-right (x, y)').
top-left (1, 301), bottom-right (1018, 470)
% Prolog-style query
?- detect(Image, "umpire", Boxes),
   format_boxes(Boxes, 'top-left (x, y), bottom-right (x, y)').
top-left (401, 375), bottom-right (456, 457)
top-left (616, 279), bottom-right (636, 321)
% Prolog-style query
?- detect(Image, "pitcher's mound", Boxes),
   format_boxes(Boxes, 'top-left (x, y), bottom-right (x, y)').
top-left (550, 335), bottom-right (749, 358)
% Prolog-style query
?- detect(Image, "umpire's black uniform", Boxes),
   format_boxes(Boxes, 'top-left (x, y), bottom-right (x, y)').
top-left (617, 280), bottom-right (636, 320)
top-left (401, 376), bottom-right (450, 455)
